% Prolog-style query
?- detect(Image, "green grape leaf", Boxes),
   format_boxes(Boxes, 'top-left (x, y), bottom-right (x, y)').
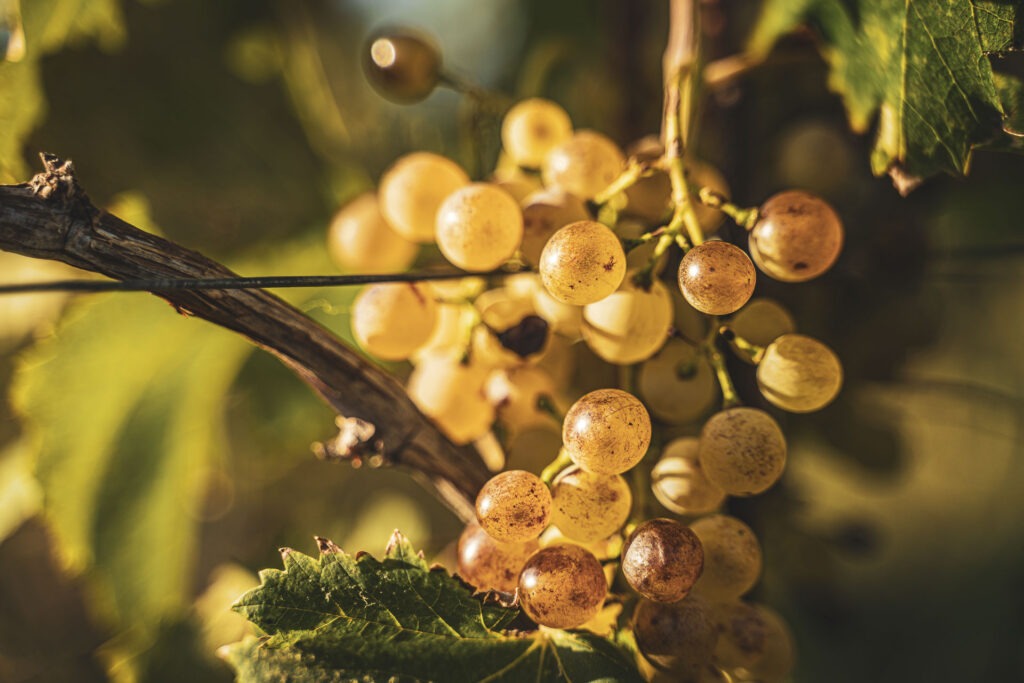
top-left (225, 532), bottom-right (644, 683)
top-left (749, 0), bottom-right (1023, 191)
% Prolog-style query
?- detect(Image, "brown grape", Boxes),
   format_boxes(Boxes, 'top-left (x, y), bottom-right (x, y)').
top-left (633, 595), bottom-right (718, 673)
top-left (518, 544), bottom-right (607, 628)
top-left (699, 408), bottom-right (786, 496)
top-left (475, 470), bottom-right (551, 543)
top-left (562, 388), bottom-right (652, 475)
top-left (678, 241), bottom-right (756, 315)
top-left (363, 30), bottom-right (440, 104)
top-left (712, 601), bottom-right (770, 670)
top-left (690, 515), bottom-right (762, 601)
top-left (621, 518), bottom-right (704, 603)
top-left (749, 190), bottom-right (843, 282)
top-left (457, 523), bottom-right (539, 593)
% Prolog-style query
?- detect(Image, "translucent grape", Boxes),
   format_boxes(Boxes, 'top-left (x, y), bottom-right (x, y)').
top-left (475, 470), bottom-right (552, 543)
top-left (540, 220), bottom-right (626, 306)
top-left (351, 283), bottom-right (437, 361)
top-left (407, 351), bottom-right (494, 444)
top-left (690, 515), bottom-right (762, 601)
top-left (638, 341), bottom-right (718, 424)
top-left (485, 366), bottom-right (559, 433)
top-left (621, 518), bottom-right (704, 603)
top-left (699, 408), bottom-right (786, 496)
top-left (520, 189), bottom-right (591, 266)
top-left (749, 190), bottom-right (843, 282)
top-left (689, 160), bottom-right (730, 234)
top-left (651, 437), bottom-right (726, 515)
top-left (732, 606), bottom-right (796, 682)
top-left (379, 152), bottom-right (469, 243)
top-left (436, 183), bottom-right (524, 271)
top-left (414, 301), bottom-right (475, 359)
top-left (542, 130), bottom-right (626, 200)
top-left (457, 523), bottom-right (538, 593)
top-left (550, 465), bottom-right (632, 542)
top-left (326, 193), bottom-right (418, 274)
top-left (501, 98), bottom-right (573, 168)
top-left (729, 298), bottom-right (795, 362)
top-left (562, 388), bottom-right (652, 475)
top-left (711, 601), bottom-right (770, 670)
top-left (492, 165), bottom-right (544, 203)
top-left (518, 544), bottom-right (607, 629)
top-left (581, 277), bottom-right (673, 365)
top-left (633, 595), bottom-right (718, 674)
top-left (363, 30), bottom-right (440, 104)
top-left (757, 333), bottom-right (842, 412)
top-left (532, 285), bottom-right (584, 338)
top-left (678, 241), bottom-right (756, 316)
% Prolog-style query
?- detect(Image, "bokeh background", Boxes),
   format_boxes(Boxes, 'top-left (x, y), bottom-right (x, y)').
top-left (1, 1), bottom-right (1023, 681)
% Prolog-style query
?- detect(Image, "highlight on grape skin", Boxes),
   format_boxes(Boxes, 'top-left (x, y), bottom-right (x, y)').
top-left (457, 523), bottom-right (539, 593)
top-left (517, 544), bottom-right (608, 629)
top-left (539, 220), bottom-right (627, 306)
top-left (620, 518), bottom-right (704, 603)
top-left (475, 470), bottom-right (552, 543)
top-left (562, 388), bottom-right (652, 475)
top-left (678, 240), bottom-right (757, 316)
top-left (756, 333), bottom-right (843, 413)
top-left (749, 189), bottom-right (844, 282)
top-left (363, 30), bottom-right (442, 104)
top-left (379, 152), bottom-right (469, 243)
top-left (435, 182), bottom-right (524, 272)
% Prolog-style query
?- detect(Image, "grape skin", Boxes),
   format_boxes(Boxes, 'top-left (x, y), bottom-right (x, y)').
top-left (550, 465), bottom-right (632, 542)
top-left (731, 605), bottom-right (796, 682)
top-left (678, 241), bottom-right (757, 316)
top-left (651, 437), bottom-right (725, 515)
top-left (690, 515), bottom-right (762, 601)
top-left (501, 98), bottom-right (574, 169)
top-left (699, 408), bottom-right (786, 496)
top-left (475, 470), bottom-right (552, 543)
top-left (621, 518), bottom-right (704, 603)
top-left (457, 523), bottom-right (538, 593)
top-left (749, 190), bottom-right (843, 282)
top-left (351, 283), bottom-right (437, 361)
top-left (729, 298), bottom-right (796, 361)
top-left (757, 333), bottom-right (843, 413)
top-left (379, 152), bottom-right (469, 243)
top-left (326, 193), bottom-right (418, 274)
top-left (638, 342), bottom-right (718, 424)
top-left (711, 601), bottom-right (770, 671)
top-left (540, 220), bottom-right (626, 306)
top-left (407, 351), bottom-right (494, 444)
top-left (435, 183), bottom-right (524, 271)
top-left (520, 189), bottom-right (591, 266)
top-left (633, 595), bottom-right (719, 674)
top-left (485, 366), bottom-right (559, 434)
top-left (363, 31), bottom-right (440, 104)
top-left (581, 277), bottom-right (674, 365)
top-left (542, 130), bottom-right (626, 200)
top-left (562, 388), bottom-right (652, 475)
top-left (518, 544), bottom-right (607, 629)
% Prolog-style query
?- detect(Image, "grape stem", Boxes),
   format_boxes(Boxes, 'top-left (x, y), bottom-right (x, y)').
top-left (593, 158), bottom-right (651, 206)
top-left (691, 184), bottom-right (760, 229)
top-left (718, 324), bottom-right (766, 363)
top-left (539, 449), bottom-right (573, 486)
top-left (702, 318), bottom-right (742, 408)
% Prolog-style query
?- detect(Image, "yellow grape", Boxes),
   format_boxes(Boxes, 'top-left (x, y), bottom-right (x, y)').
top-left (485, 365), bottom-right (560, 433)
top-left (690, 515), bottom-right (762, 601)
top-left (581, 277), bottom-right (673, 365)
top-left (520, 189), bottom-right (591, 266)
top-left (729, 298), bottom-right (795, 362)
top-left (539, 220), bottom-right (626, 306)
top-left (638, 341), bottom-right (718, 424)
top-left (518, 544), bottom-right (607, 628)
top-left (756, 333), bottom-right (842, 412)
top-left (475, 470), bottom-right (552, 543)
top-left (379, 152), bottom-right (469, 243)
top-left (699, 408), bottom-right (786, 496)
top-left (633, 595), bottom-right (718, 674)
top-left (457, 523), bottom-right (538, 593)
top-left (407, 351), bottom-right (494, 444)
top-left (621, 518), bottom-right (704, 603)
top-left (749, 190), bottom-right (843, 282)
top-left (436, 183), bottom-right (523, 271)
top-left (501, 98), bottom-right (574, 168)
top-left (505, 425), bottom-right (563, 475)
top-left (711, 601), bottom-right (771, 671)
top-left (688, 160), bottom-right (730, 234)
top-left (678, 241), bottom-right (756, 316)
top-left (414, 301), bottom-right (475, 359)
top-left (351, 283), bottom-right (437, 361)
top-left (542, 130), bottom-right (625, 199)
top-left (326, 192), bottom-right (418, 274)
top-left (651, 437), bottom-right (726, 515)
top-left (731, 605), bottom-right (796, 682)
top-left (550, 465), bottom-right (632, 542)
top-left (562, 388), bottom-right (652, 475)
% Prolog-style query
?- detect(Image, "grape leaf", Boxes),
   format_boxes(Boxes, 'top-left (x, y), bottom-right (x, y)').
top-left (225, 532), bottom-right (644, 683)
top-left (749, 0), bottom-right (1023, 191)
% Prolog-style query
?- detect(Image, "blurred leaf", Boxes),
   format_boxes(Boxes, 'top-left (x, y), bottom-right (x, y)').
top-left (749, 0), bottom-right (1022, 189)
top-left (226, 532), bottom-right (643, 683)
top-left (0, 438), bottom-right (41, 542)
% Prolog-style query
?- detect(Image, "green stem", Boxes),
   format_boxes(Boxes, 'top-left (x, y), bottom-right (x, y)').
top-left (702, 318), bottom-right (741, 408)
top-left (719, 324), bottom-right (766, 363)
top-left (691, 184), bottom-right (759, 229)
top-left (593, 160), bottom-right (648, 206)
top-left (540, 449), bottom-right (573, 486)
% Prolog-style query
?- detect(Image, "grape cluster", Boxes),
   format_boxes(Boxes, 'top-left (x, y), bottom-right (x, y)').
top-left (338, 34), bottom-right (849, 681)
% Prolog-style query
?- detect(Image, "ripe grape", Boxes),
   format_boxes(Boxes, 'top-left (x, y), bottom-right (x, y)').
top-left (688, 160), bottom-right (730, 234)
top-left (414, 301), bottom-right (475, 359)
top-left (690, 515), bottom-right (762, 601)
top-left (435, 183), bottom-right (524, 271)
top-left (492, 164), bottom-right (544, 203)
top-left (678, 241), bottom-right (756, 316)
top-left (562, 388), bottom-right (652, 475)
top-left (475, 470), bottom-right (552, 543)
top-left (550, 465), bottom-right (632, 542)
top-left (633, 595), bottom-right (718, 673)
top-left (457, 523), bottom-right (538, 593)
top-left (539, 220), bottom-right (626, 306)
top-left (581, 277), bottom-right (673, 365)
top-left (520, 189), bottom-right (591, 266)
top-left (729, 298), bottom-right (795, 359)
top-left (517, 544), bottom-right (607, 629)
top-left (351, 283), bottom-right (437, 361)
top-left (638, 341), bottom-right (718, 424)
top-left (711, 601), bottom-right (770, 670)
top-left (379, 152), bottom-right (469, 243)
top-left (621, 518), bottom-right (704, 602)
top-left (757, 333), bottom-right (842, 412)
top-left (407, 351), bottom-right (494, 444)
top-left (542, 130), bottom-right (626, 200)
top-left (363, 30), bottom-right (440, 104)
top-left (485, 366), bottom-right (559, 433)
top-left (699, 408), bottom-right (786, 496)
top-left (749, 190), bottom-right (843, 282)
top-left (326, 193), bottom-right (418, 274)
top-left (532, 285), bottom-right (584, 338)
top-left (501, 98), bottom-right (573, 168)
top-left (732, 606), bottom-right (795, 682)
top-left (651, 437), bottom-right (725, 515)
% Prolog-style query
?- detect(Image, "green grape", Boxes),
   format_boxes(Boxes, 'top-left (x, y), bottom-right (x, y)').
top-left (621, 518), bottom-right (704, 603)
top-left (690, 515), bottom-right (762, 601)
top-left (550, 465), bottom-right (632, 542)
top-left (633, 595), bottom-right (718, 674)
top-left (326, 192), bottom-right (418, 274)
top-left (475, 470), bottom-right (552, 543)
top-left (678, 241), bottom-right (756, 316)
top-left (520, 189), bottom-right (591, 266)
top-left (638, 341), bottom-right (718, 424)
top-left (518, 544), bottom-right (607, 628)
top-left (757, 333), bottom-right (843, 412)
top-left (436, 183), bottom-right (524, 271)
top-left (728, 298), bottom-right (795, 362)
top-left (501, 98), bottom-right (574, 169)
top-left (407, 350), bottom-right (494, 444)
top-left (731, 606), bottom-right (796, 683)
top-left (699, 408), bottom-right (786, 496)
top-left (651, 437), bottom-right (726, 515)
top-left (457, 523), bottom-right (539, 593)
top-left (749, 190), bottom-right (843, 282)
top-left (485, 365), bottom-right (559, 433)
top-left (542, 130), bottom-right (626, 200)
top-left (711, 601), bottom-right (769, 671)
top-left (363, 30), bottom-right (441, 104)
top-left (379, 152), bottom-right (469, 243)
top-left (581, 277), bottom-right (673, 365)
top-left (540, 220), bottom-right (626, 306)
top-left (351, 283), bottom-right (437, 361)
top-left (562, 388), bottom-right (652, 475)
